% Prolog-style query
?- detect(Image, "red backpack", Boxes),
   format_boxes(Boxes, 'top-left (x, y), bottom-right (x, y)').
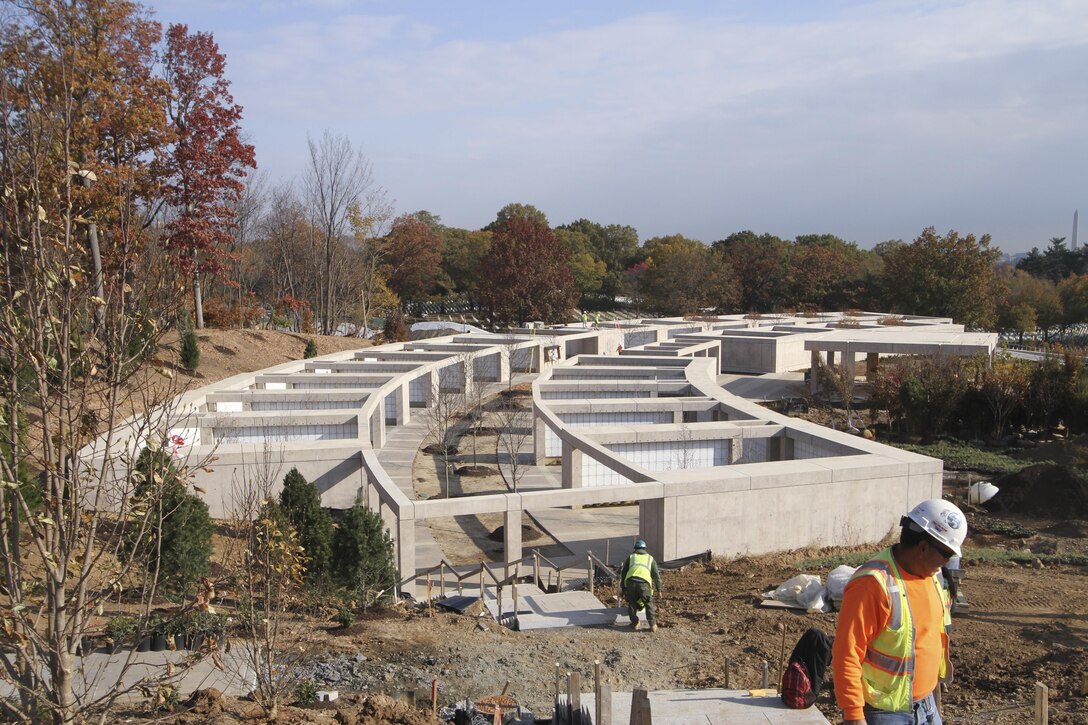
top-left (781, 660), bottom-right (815, 708)
top-left (780, 627), bottom-right (832, 709)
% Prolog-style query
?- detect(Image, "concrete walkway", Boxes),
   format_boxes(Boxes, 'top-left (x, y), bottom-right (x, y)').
top-left (0, 649), bottom-right (257, 703)
top-left (563, 689), bottom-right (832, 724)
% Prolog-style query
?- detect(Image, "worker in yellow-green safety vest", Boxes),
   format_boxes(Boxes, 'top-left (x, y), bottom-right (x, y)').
top-left (833, 499), bottom-right (965, 725)
top-left (618, 539), bottom-right (663, 632)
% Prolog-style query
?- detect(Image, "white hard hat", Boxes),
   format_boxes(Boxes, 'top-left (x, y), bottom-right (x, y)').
top-left (903, 499), bottom-right (967, 557)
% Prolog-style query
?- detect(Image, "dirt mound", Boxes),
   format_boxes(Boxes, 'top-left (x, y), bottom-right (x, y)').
top-left (987, 464), bottom-right (1088, 516)
top-left (487, 524), bottom-right (544, 543)
top-left (1043, 519), bottom-right (1088, 538)
top-left (456, 465), bottom-right (497, 477)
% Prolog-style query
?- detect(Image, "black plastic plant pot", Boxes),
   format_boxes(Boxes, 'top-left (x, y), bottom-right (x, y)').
top-left (174, 634), bottom-right (187, 650)
top-left (104, 641), bottom-right (123, 655)
top-left (151, 633), bottom-right (168, 652)
top-left (136, 636), bottom-right (151, 653)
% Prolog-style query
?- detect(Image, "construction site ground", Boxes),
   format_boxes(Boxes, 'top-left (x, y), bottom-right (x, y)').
top-left (110, 331), bottom-right (1088, 724)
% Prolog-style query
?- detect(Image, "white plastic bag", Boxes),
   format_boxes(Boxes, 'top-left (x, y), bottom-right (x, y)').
top-left (767, 574), bottom-right (827, 611)
top-left (796, 577), bottom-right (827, 612)
top-left (827, 564), bottom-right (858, 602)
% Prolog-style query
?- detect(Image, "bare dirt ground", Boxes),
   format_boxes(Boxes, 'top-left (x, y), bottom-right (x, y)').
top-left (118, 331), bottom-right (1088, 724)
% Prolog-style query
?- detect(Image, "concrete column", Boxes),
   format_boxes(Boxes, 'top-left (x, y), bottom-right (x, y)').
top-left (503, 507), bottom-right (523, 578)
top-left (395, 383), bottom-right (410, 424)
top-left (460, 360), bottom-right (473, 393)
top-left (423, 370), bottom-right (436, 407)
top-left (532, 413), bottom-right (547, 465)
top-left (844, 352), bottom-right (857, 383)
top-left (369, 408), bottom-right (386, 448)
top-left (810, 350), bottom-right (820, 394)
top-left (497, 351), bottom-right (510, 382)
top-left (395, 514), bottom-right (417, 599)
top-left (729, 436), bottom-right (743, 464)
top-left (639, 498), bottom-right (670, 561)
top-left (363, 472), bottom-right (381, 510)
top-left (561, 441), bottom-right (583, 490)
top-left (865, 352), bottom-right (879, 381)
top-left (827, 350), bottom-right (836, 369)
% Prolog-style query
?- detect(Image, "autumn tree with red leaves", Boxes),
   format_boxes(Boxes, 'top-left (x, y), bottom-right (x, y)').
top-left (161, 23), bottom-right (255, 329)
top-left (479, 216), bottom-right (577, 329)
top-left (383, 213), bottom-right (444, 306)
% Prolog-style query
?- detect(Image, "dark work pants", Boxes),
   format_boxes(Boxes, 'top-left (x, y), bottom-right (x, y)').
top-left (625, 578), bottom-right (655, 625)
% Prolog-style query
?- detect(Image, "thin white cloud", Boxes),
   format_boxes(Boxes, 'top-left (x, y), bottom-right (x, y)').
top-left (153, 0), bottom-right (1088, 249)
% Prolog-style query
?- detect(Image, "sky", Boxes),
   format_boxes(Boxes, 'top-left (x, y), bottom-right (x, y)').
top-left (150, 0), bottom-right (1088, 255)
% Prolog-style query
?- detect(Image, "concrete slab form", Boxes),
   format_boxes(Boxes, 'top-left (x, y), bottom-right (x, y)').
top-left (81, 314), bottom-right (969, 598)
top-left (589, 689), bottom-right (833, 724)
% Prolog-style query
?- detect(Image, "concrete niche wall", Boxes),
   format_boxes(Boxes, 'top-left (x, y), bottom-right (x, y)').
top-left (653, 469), bottom-right (942, 561)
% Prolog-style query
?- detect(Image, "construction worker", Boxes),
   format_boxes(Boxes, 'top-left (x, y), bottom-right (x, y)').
top-left (581, 311), bottom-right (588, 328)
top-left (833, 499), bottom-right (966, 725)
top-left (619, 539), bottom-right (662, 632)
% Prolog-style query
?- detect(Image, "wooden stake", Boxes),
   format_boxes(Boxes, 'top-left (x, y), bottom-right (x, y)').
top-left (630, 688), bottom-right (651, 725)
top-left (761, 660), bottom-right (769, 689)
top-left (1079, 673), bottom-right (1088, 697)
top-left (1035, 682), bottom-right (1049, 725)
top-left (723, 656), bottom-right (730, 689)
top-left (569, 671), bottom-right (581, 717)
top-left (777, 620), bottom-right (787, 686)
top-left (554, 662), bottom-right (561, 713)
top-left (599, 682), bottom-right (612, 725)
top-left (431, 677), bottom-right (437, 719)
top-left (594, 660), bottom-right (602, 725)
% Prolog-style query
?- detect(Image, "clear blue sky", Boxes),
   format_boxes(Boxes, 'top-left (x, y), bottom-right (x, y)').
top-left (151, 0), bottom-right (1088, 254)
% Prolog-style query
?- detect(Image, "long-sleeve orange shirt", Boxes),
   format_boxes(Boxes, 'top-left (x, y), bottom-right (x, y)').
top-left (832, 562), bottom-right (945, 721)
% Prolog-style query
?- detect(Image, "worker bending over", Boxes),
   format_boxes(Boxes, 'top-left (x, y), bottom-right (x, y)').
top-left (833, 499), bottom-right (966, 724)
top-left (619, 539), bottom-right (662, 632)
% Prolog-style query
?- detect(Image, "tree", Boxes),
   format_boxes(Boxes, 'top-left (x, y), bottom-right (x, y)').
top-left (980, 354), bottom-right (1030, 439)
top-left (479, 216), bottom-right (578, 329)
top-left (788, 235), bottom-right (868, 310)
top-left (228, 460), bottom-right (310, 722)
top-left (383, 213), bottom-right (444, 306)
top-left (180, 312), bottom-right (201, 370)
top-left (304, 131), bottom-right (385, 334)
top-left (880, 227), bottom-right (1001, 329)
top-left (278, 468), bottom-right (334, 580)
top-left (1, 3), bottom-right (193, 719)
top-left (441, 227), bottom-right (491, 300)
top-left (636, 235), bottom-right (735, 315)
top-left (558, 219), bottom-right (640, 301)
top-left (996, 268), bottom-right (1062, 342)
top-left (161, 24), bottom-right (256, 329)
top-left (1057, 274), bottom-right (1088, 334)
top-left (494, 394), bottom-right (534, 493)
top-left (712, 231), bottom-right (791, 312)
top-left (554, 227), bottom-right (606, 303)
top-left (484, 202), bottom-right (549, 231)
top-left (331, 505), bottom-right (398, 608)
top-left (132, 451), bottom-right (213, 595)
top-left (1017, 237), bottom-right (1080, 282)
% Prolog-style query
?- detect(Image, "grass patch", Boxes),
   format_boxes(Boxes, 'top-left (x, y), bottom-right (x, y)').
top-left (890, 440), bottom-right (1052, 474)
top-left (798, 546), bottom-right (1088, 570)
top-left (963, 547), bottom-right (1088, 567)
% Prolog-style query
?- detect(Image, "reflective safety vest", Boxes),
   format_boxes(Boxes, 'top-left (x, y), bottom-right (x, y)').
top-left (850, 548), bottom-right (950, 713)
top-left (624, 552), bottom-right (654, 591)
